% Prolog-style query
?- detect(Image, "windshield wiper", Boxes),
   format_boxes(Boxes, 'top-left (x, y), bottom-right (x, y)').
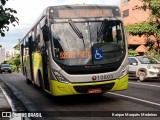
top-left (68, 19), bottom-right (85, 48)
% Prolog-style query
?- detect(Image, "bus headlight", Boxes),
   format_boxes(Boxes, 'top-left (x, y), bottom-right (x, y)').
top-left (52, 70), bottom-right (69, 83)
top-left (118, 65), bottom-right (128, 79)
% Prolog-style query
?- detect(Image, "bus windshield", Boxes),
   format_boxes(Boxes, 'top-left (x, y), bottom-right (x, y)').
top-left (51, 20), bottom-right (125, 66)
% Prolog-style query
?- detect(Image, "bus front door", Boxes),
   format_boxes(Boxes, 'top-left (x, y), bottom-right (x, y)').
top-left (29, 36), bottom-right (34, 82)
top-left (42, 42), bottom-right (50, 92)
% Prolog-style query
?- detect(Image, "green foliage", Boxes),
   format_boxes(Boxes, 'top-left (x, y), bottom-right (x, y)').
top-left (128, 49), bottom-right (139, 56)
top-left (14, 38), bottom-right (21, 50)
top-left (126, 0), bottom-right (160, 40)
top-left (145, 49), bottom-right (160, 60)
top-left (14, 43), bottom-right (20, 50)
top-left (126, 0), bottom-right (160, 60)
top-left (6, 54), bottom-right (20, 72)
top-left (0, 0), bottom-right (19, 37)
top-left (146, 39), bottom-right (154, 50)
top-left (126, 22), bottom-right (154, 36)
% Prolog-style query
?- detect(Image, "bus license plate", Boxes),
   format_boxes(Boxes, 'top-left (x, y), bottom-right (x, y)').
top-left (88, 88), bottom-right (102, 94)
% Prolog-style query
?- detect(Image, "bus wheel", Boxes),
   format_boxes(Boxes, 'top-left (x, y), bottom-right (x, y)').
top-left (26, 78), bottom-right (32, 84)
top-left (25, 70), bottom-right (31, 84)
top-left (138, 71), bottom-right (146, 82)
top-left (26, 74), bottom-right (32, 84)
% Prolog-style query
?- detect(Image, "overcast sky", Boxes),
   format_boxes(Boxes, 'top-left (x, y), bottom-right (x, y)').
top-left (0, 0), bottom-right (120, 50)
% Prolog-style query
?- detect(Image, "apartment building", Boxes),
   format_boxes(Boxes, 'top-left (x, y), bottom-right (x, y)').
top-left (0, 45), bottom-right (5, 64)
top-left (120, 0), bottom-right (149, 54)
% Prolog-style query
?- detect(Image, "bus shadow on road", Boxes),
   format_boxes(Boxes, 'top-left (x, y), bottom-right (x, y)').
top-left (48, 93), bottom-right (118, 106)
top-left (30, 82), bottom-right (119, 106)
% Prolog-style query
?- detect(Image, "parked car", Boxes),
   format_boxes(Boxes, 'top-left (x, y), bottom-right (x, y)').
top-left (128, 56), bottom-right (160, 81)
top-left (0, 64), bottom-right (12, 73)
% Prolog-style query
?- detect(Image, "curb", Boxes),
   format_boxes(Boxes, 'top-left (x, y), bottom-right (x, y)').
top-left (0, 86), bottom-right (12, 112)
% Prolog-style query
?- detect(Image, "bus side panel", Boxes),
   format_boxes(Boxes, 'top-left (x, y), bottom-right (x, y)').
top-left (25, 55), bottom-right (32, 80)
top-left (32, 52), bottom-right (43, 87)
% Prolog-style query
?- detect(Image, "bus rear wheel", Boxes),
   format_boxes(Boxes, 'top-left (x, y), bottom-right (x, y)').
top-left (25, 69), bottom-right (32, 84)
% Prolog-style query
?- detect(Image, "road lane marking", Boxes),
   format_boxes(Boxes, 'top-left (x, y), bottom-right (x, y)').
top-left (108, 92), bottom-right (160, 107)
top-left (129, 82), bottom-right (160, 88)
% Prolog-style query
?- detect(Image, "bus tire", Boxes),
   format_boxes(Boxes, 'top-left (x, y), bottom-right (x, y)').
top-left (26, 75), bottom-right (32, 84)
top-left (27, 78), bottom-right (32, 84)
top-left (25, 68), bottom-right (31, 84)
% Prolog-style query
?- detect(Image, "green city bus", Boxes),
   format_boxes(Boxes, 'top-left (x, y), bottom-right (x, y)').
top-left (20, 5), bottom-right (128, 96)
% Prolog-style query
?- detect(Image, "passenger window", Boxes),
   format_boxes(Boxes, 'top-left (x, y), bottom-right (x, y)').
top-left (129, 58), bottom-right (138, 65)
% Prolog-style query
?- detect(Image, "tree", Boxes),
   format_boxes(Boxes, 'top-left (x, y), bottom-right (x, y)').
top-left (0, 0), bottom-right (19, 36)
top-left (7, 54), bottom-right (20, 72)
top-left (14, 38), bottom-right (20, 50)
top-left (128, 49), bottom-right (139, 56)
top-left (126, 0), bottom-right (160, 59)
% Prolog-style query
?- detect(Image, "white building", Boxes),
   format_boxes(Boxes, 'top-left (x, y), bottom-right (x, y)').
top-left (5, 49), bottom-right (20, 61)
top-left (0, 46), bottom-right (5, 64)
top-left (5, 50), bottom-right (12, 61)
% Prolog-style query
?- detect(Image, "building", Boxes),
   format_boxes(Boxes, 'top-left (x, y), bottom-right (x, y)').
top-left (5, 50), bottom-right (12, 61)
top-left (0, 44), bottom-right (20, 62)
top-left (5, 49), bottom-right (20, 61)
top-left (0, 45), bottom-right (5, 64)
top-left (120, 0), bottom-right (149, 54)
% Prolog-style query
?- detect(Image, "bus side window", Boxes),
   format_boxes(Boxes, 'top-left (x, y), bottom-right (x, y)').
top-left (23, 39), bottom-right (26, 56)
top-left (36, 24), bottom-right (41, 51)
top-left (28, 34), bottom-right (33, 53)
top-left (21, 44), bottom-right (24, 56)
top-left (103, 27), bottom-right (113, 42)
top-left (32, 29), bottom-right (37, 52)
top-left (36, 23), bottom-right (45, 50)
top-left (25, 36), bottom-right (29, 55)
top-left (41, 25), bottom-right (49, 42)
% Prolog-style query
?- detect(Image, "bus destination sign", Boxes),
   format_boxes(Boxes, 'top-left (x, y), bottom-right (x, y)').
top-left (59, 50), bottom-right (91, 59)
top-left (58, 9), bottom-right (113, 18)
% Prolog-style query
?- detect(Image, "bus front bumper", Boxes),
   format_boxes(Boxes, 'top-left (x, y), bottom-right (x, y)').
top-left (50, 75), bottom-right (128, 96)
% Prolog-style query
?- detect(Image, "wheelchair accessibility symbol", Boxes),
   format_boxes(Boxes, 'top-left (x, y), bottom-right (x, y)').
top-left (93, 49), bottom-right (103, 60)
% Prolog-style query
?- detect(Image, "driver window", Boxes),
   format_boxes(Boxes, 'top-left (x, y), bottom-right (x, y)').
top-left (103, 26), bottom-right (113, 42)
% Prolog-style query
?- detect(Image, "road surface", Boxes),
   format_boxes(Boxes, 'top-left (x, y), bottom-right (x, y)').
top-left (0, 72), bottom-right (160, 120)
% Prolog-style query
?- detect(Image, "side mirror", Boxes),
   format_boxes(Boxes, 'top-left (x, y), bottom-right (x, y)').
top-left (42, 25), bottom-right (49, 41)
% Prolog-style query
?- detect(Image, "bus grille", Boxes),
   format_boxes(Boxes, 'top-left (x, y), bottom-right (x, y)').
top-left (73, 82), bottom-right (115, 93)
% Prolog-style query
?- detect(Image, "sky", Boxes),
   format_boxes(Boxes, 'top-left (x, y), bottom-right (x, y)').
top-left (0, 0), bottom-right (120, 50)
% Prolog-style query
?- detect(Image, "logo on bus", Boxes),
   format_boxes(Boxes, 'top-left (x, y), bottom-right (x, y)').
top-left (92, 76), bottom-right (97, 81)
top-left (93, 49), bottom-right (103, 60)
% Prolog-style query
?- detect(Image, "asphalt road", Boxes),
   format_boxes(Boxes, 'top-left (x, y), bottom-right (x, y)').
top-left (0, 72), bottom-right (160, 120)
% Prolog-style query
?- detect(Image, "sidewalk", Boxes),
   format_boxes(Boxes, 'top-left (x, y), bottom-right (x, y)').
top-left (0, 85), bottom-right (12, 118)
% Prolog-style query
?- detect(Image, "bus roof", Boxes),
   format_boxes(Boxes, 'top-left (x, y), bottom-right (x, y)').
top-left (20, 4), bottom-right (121, 43)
